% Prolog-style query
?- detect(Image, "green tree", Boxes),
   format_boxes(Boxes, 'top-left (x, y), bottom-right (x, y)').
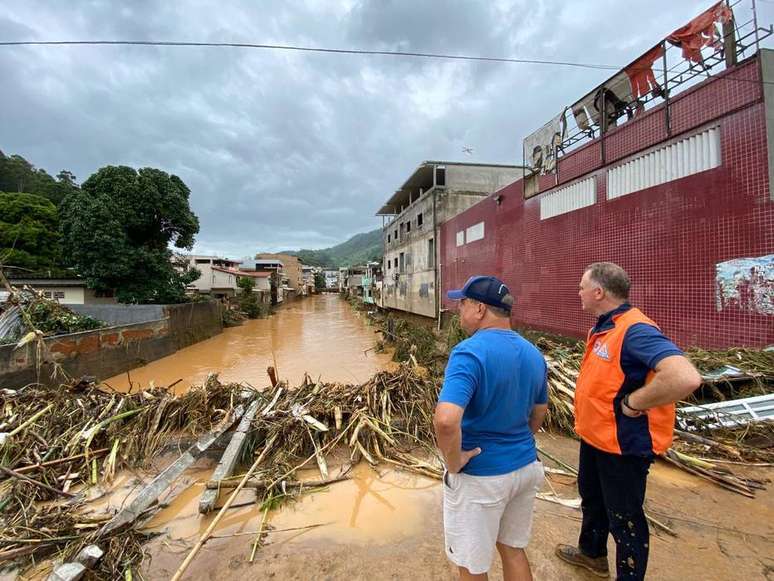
top-left (314, 271), bottom-right (325, 292)
top-left (0, 192), bottom-right (61, 270)
top-left (237, 276), bottom-right (261, 318)
top-left (0, 151), bottom-right (78, 206)
top-left (59, 165), bottom-right (200, 303)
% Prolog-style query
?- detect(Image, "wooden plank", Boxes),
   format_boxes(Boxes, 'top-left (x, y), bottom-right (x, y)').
top-left (199, 399), bottom-right (260, 514)
top-left (97, 404), bottom-right (246, 537)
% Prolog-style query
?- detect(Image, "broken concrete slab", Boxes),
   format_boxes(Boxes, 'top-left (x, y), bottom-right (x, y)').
top-left (98, 403), bottom-right (248, 537)
top-left (199, 399), bottom-right (261, 513)
top-left (75, 544), bottom-right (104, 569)
top-left (46, 562), bottom-right (86, 581)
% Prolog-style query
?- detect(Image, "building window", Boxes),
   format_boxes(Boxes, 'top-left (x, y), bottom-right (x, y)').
top-left (456, 230), bottom-right (465, 247)
top-left (43, 291), bottom-right (53, 299)
top-left (387, 233), bottom-right (391, 243)
top-left (466, 221), bottom-right (485, 243)
top-left (435, 166), bottom-right (446, 187)
top-left (428, 238), bottom-right (435, 268)
top-left (406, 220), bottom-right (411, 233)
top-left (393, 257), bottom-right (398, 269)
top-left (195, 258), bottom-right (211, 264)
top-left (53, 291), bottom-right (65, 299)
top-left (399, 252), bottom-right (405, 273)
top-left (394, 229), bottom-right (398, 241)
top-left (417, 213), bottom-right (423, 227)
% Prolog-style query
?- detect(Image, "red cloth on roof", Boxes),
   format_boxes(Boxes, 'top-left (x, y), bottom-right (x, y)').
top-left (667, 1), bottom-right (733, 64)
top-left (625, 44), bottom-right (665, 98)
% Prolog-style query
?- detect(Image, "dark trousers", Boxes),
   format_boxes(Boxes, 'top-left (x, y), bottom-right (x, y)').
top-left (577, 440), bottom-right (652, 580)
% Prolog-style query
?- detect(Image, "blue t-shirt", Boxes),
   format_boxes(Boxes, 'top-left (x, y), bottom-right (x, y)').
top-left (438, 329), bottom-right (548, 477)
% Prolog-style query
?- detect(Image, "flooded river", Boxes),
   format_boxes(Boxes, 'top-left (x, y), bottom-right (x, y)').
top-left (105, 293), bottom-right (393, 392)
top-left (93, 293), bottom-right (439, 578)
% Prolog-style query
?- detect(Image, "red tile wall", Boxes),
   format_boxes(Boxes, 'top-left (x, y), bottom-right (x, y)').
top-left (441, 56), bottom-right (773, 349)
top-left (558, 141), bottom-right (602, 183)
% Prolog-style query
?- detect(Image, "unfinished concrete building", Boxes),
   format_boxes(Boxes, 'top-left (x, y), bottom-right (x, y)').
top-left (376, 161), bottom-right (523, 318)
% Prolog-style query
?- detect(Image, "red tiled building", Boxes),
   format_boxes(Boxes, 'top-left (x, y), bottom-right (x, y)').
top-left (441, 50), bottom-right (774, 349)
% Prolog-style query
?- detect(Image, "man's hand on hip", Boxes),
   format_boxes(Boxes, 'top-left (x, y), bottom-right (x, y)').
top-left (448, 447), bottom-right (481, 473)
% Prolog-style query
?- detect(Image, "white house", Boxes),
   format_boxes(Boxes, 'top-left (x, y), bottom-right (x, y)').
top-left (185, 255), bottom-right (241, 298)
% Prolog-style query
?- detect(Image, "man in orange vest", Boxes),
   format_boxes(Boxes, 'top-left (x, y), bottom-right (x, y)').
top-left (556, 263), bottom-right (701, 579)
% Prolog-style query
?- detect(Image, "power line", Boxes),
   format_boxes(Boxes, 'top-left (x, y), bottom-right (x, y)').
top-left (2, 38), bottom-right (773, 86)
top-left (0, 40), bottom-right (623, 70)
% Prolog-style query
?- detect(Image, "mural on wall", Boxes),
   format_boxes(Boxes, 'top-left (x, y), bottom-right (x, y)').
top-left (715, 254), bottom-right (774, 315)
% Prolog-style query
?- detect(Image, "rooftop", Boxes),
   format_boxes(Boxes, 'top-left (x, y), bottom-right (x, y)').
top-left (377, 160), bottom-right (524, 215)
top-left (212, 266), bottom-right (270, 278)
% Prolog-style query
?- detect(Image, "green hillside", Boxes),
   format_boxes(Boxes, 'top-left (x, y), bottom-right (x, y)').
top-left (286, 228), bottom-right (382, 268)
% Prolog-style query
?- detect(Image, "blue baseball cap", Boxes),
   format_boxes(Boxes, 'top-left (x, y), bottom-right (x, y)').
top-left (447, 275), bottom-right (513, 312)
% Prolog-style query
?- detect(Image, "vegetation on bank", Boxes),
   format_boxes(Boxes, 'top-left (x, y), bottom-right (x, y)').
top-left (59, 166), bottom-right (200, 304)
top-left (236, 277), bottom-right (271, 320)
top-left (0, 192), bottom-right (61, 271)
top-left (1, 151), bottom-right (202, 305)
top-left (0, 150), bottom-right (78, 206)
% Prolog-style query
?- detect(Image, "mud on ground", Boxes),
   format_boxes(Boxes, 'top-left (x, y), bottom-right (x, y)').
top-left (138, 434), bottom-right (774, 581)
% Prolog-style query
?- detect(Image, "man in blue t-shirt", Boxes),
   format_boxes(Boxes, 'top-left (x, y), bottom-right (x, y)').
top-left (434, 275), bottom-right (548, 580)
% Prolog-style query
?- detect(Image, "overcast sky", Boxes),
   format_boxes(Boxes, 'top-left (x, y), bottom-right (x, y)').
top-left (2, 1), bottom-right (772, 256)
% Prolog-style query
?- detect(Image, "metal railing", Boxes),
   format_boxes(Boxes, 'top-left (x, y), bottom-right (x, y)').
top-left (552, 0), bottom-right (772, 160)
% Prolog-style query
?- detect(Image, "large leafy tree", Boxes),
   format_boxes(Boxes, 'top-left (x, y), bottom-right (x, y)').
top-left (0, 192), bottom-right (61, 270)
top-left (59, 165), bottom-right (201, 303)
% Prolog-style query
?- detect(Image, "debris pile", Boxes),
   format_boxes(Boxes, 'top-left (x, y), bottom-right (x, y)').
top-left (375, 311), bottom-right (773, 497)
top-left (0, 287), bottom-right (105, 344)
top-left (0, 375), bottom-right (247, 578)
top-left (0, 298), bottom-right (770, 577)
top-left (168, 362), bottom-right (442, 578)
top-left (0, 359), bottom-right (444, 578)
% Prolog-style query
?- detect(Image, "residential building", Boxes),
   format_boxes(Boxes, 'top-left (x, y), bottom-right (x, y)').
top-left (441, 20), bottom-right (774, 349)
top-left (338, 267), bottom-right (348, 293)
top-left (341, 265), bottom-right (366, 298)
top-left (235, 270), bottom-right (272, 303)
top-left (301, 265), bottom-right (317, 295)
top-left (377, 161), bottom-right (524, 317)
top-left (240, 259), bottom-right (285, 304)
top-left (184, 255), bottom-right (241, 298)
top-left (322, 269), bottom-right (339, 291)
top-left (5, 272), bottom-right (115, 305)
top-left (362, 261), bottom-right (382, 305)
top-left (255, 253), bottom-right (303, 291)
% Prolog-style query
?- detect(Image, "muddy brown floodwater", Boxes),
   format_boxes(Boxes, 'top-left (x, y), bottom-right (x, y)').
top-left (105, 294), bottom-right (394, 393)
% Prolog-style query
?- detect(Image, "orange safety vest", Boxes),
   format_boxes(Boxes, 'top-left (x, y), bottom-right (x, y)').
top-left (574, 307), bottom-right (675, 456)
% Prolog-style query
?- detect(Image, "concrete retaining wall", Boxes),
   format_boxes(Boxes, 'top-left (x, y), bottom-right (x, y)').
top-left (68, 304), bottom-right (165, 325)
top-left (0, 302), bottom-right (223, 388)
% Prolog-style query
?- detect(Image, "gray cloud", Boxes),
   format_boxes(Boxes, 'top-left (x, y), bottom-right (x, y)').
top-left (1, 1), bottom-right (772, 256)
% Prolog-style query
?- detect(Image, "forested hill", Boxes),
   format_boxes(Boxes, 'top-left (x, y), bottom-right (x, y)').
top-left (286, 228), bottom-right (382, 268)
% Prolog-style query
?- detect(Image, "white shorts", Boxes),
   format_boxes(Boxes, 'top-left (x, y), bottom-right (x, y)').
top-left (443, 460), bottom-right (544, 575)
